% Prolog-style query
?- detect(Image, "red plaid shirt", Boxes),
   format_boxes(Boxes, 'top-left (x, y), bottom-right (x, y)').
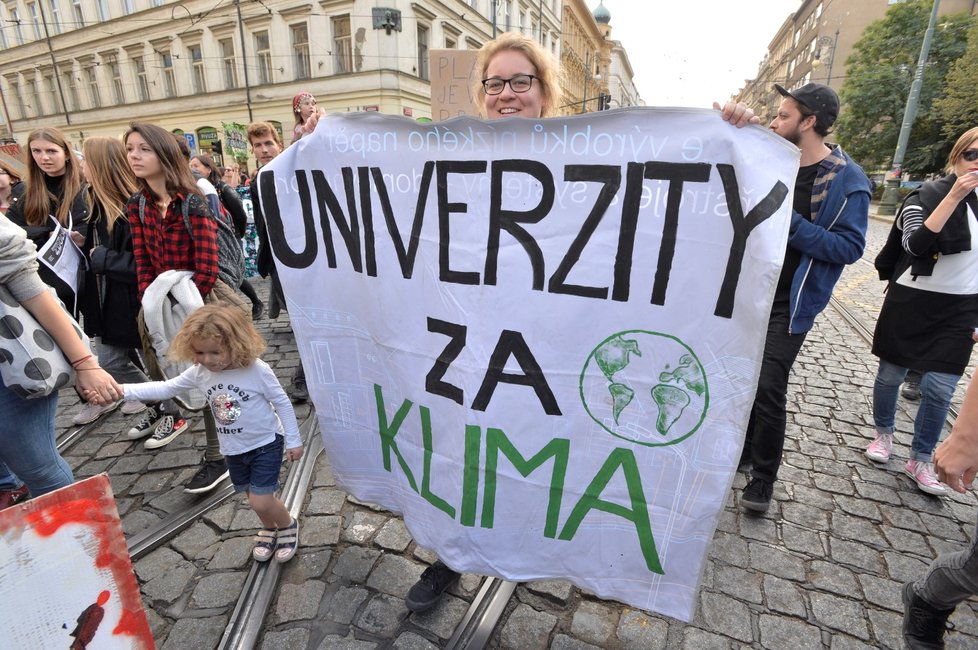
top-left (128, 191), bottom-right (219, 298)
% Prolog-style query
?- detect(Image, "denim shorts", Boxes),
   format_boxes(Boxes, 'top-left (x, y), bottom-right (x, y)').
top-left (226, 435), bottom-right (284, 495)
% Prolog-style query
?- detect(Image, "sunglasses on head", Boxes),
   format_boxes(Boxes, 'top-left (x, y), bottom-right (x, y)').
top-left (962, 149), bottom-right (978, 163)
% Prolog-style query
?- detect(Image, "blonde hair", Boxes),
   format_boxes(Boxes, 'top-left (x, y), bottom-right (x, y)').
top-left (473, 32), bottom-right (561, 119)
top-left (83, 137), bottom-right (137, 234)
top-left (169, 303), bottom-right (266, 369)
top-left (247, 121), bottom-right (284, 149)
top-left (945, 126), bottom-right (978, 174)
top-left (22, 127), bottom-right (84, 227)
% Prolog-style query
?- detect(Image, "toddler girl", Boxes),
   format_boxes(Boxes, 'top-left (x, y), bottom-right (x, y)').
top-left (91, 303), bottom-right (303, 562)
top-left (292, 91), bottom-right (317, 143)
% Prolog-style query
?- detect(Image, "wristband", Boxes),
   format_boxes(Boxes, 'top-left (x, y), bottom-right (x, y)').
top-left (70, 354), bottom-right (93, 368)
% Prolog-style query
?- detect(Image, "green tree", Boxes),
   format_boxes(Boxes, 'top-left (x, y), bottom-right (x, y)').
top-left (835, 1), bottom-right (973, 176)
top-left (933, 21), bottom-right (978, 141)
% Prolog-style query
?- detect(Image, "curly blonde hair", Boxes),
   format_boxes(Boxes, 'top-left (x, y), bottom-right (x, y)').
top-left (170, 303), bottom-right (266, 369)
top-left (473, 31), bottom-right (561, 119)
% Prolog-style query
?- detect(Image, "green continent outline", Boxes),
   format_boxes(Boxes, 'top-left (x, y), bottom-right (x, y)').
top-left (579, 329), bottom-right (710, 448)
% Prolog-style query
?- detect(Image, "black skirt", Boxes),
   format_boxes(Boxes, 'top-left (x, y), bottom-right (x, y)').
top-left (872, 281), bottom-right (978, 376)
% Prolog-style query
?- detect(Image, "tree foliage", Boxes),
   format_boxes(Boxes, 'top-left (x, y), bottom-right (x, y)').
top-left (835, 1), bottom-right (974, 176)
top-left (933, 21), bottom-right (978, 141)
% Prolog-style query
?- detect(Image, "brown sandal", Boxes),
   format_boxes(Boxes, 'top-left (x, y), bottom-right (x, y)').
top-left (253, 528), bottom-right (277, 562)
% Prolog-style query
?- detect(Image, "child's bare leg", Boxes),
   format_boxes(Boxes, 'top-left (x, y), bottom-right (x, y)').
top-left (248, 492), bottom-right (293, 529)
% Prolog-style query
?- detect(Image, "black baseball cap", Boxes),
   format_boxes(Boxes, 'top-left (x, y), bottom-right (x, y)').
top-left (774, 82), bottom-right (840, 127)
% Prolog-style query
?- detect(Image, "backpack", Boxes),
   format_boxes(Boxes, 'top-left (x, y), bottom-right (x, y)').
top-left (138, 193), bottom-right (244, 290)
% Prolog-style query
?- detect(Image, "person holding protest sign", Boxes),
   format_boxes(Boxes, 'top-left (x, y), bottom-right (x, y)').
top-left (5, 127), bottom-right (89, 317)
top-left (863, 127), bottom-right (978, 497)
top-left (899, 370), bottom-right (978, 648)
top-left (125, 122), bottom-right (237, 494)
top-left (401, 30), bottom-right (763, 612)
top-left (738, 83), bottom-right (871, 513)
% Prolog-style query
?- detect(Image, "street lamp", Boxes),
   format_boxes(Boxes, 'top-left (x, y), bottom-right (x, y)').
top-left (811, 30), bottom-right (839, 86)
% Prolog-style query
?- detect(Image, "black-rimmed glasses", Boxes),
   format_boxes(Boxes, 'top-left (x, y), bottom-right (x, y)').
top-left (962, 149), bottom-right (978, 162)
top-left (482, 74), bottom-right (537, 95)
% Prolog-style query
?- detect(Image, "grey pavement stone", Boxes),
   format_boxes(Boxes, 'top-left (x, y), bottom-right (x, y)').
top-left (95, 441), bottom-right (132, 459)
top-left (343, 510), bottom-right (389, 543)
top-left (412, 546), bottom-right (439, 564)
top-left (523, 579), bottom-right (575, 606)
top-left (333, 547), bottom-right (382, 583)
top-left (141, 562), bottom-right (196, 603)
top-left (834, 494), bottom-right (883, 520)
top-left (854, 479), bottom-right (903, 505)
top-left (203, 501), bottom-right (236, 530)
top-left (615, 608), bottom-right (668, 649)
top-left (748, 543), bottom-right (806, 581)
top-left (828, 536), bottom-right (885, 573)
top-left (393, 631), bottom-right (440, 650)
top-left (172, 522), bottom-right (221, 560)
top-left (325, 586), bottom-right (370, 624)
top-left (108, 473), bottom-right (139, 495)
top-left (714, 565), bottom-right (762, 604)
top-left (160, 615), bottom-right (228, 650)
top-left (570, 600), bottom-right (619, 646)
top-left (148, 448), bottom-right (202, 470)
top-left (830, 513), bottom-right (887, 548)
top-left (260, 627), bottom-right (311, 650)
top-left (919, 511), bottom-right (969, 542)
top-left (229, 507), bottom-right (262, 531)
top-left (208, 536), bottom-right (256, 569)
top-left (315, 633), bottom-right (378, 650)
top-left (810, 591), bottom-right (870, 639)
top-left (313, 461), bottom-right (336, 487)
top-left (134, 547), bottom-right (184, 582)
top-left (307, 487), bottom-right (347, 514)
top-left (882, 551), bottom-right (931, 583)
top-left (129, 471), bottom-right (173, 495)
top-left (882, 526), bottom-right (934, 556)
top-left (275, 580), bottom-right (326, 622)
top-left (680, 627), bottom-right (730, 650)
top-left (366, 554), bottom-right (425, 598)
top-left (757, 614), bottom-right (824, 650)
top-left (740, 515), bottom-right (779, 544)
top-left (781, 522), bottom-right (825, 556)
top-left (356, 593), bottom-right (408, 636)
top-left (829, 635), bottom-right (876, 650)
top-left (789, 485), bottom-right (835, 510)
top-left (782, 500), bottom-right (831, 529)
top-left (550, 635), bottom-right (601, 650)
top-left (498, 603), bottom-right (557, 650)
top-left (763, 574), bottom-right (807, 618)
top-left (285, 548), bottom-right (333, 581)
top-left (867, 607), bottom-right (904, 650)
top-left (856, 573), bottom-right (903, 612)
top-left (709, 532), bottom-right (749, 567)
top-left (147, 486), bottom-right (201, 515)
top-left (75, 458), bottom-right (115, 478)
top-left (110, 454), bottom-right (152, 474)
top-left (697, 591), bottom-right (752, 642)
top-left (808, 559), bottom-right (861, 597)
top-left (374, 518), bottom-right (413, 552)
top-left (410, 593), bottom-right (468, 639)
top-left (304, 515), bottom-right (343, 546)
top-left (191, 572), bottom-right (247, 608)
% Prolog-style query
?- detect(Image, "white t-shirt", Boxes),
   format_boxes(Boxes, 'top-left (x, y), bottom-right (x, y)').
top-left (124, 359), bottom-right (301, 455)
top-left (896, 201), bottom-right (978, 295)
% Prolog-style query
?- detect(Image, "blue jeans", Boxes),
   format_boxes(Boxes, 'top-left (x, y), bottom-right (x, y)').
top-left (914, 509), bottom-right (978, 609)
top-left (226, 435), bottom-right (284, 495)
top-left (0, 378), bottom-right (74, 496)
top-left (0, 459), bottom-right (23, 490)
top-left (872, 360), bottom-right (959, 461)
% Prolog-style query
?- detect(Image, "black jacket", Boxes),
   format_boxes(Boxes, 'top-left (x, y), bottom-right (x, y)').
top-left (5, 178), bottom-right (90, 313)
top-left (217, 181), bottom-right (248, 238)
top-left (80, 202), bottom-right (142, 348)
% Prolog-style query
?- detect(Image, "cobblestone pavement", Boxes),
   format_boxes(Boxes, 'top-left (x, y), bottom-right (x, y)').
top-left (50, 212), bottom-right (978, 649)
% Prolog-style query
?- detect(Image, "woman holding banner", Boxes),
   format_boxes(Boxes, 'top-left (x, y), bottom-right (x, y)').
top-left (5, 127), bottom-right (89, 316)
top-left (403, 31), bottom-right (760, 613)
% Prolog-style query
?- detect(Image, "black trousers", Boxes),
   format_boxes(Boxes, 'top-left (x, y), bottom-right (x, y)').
top-left (742, 305), bottom-right (808, 483)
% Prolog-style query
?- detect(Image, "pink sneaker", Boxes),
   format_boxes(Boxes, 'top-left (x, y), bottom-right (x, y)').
top-left (904, 460), bottom-right (947, 496)
top-left (865, 433), bottom-right (893, 463)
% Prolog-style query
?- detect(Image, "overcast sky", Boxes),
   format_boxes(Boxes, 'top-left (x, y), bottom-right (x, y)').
top-left (590, 0), bottom-right (802, 107)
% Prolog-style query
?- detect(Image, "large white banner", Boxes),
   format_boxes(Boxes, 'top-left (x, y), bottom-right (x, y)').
top-left (260, 109), bottom-right (799, 621)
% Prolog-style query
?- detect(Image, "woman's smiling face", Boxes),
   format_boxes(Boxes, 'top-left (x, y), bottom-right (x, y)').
top-left (482, 49), bottom-right (544, 120)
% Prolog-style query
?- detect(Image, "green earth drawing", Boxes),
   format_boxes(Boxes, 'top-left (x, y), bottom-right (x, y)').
top-left (580, 330), bottom-right (709, 447)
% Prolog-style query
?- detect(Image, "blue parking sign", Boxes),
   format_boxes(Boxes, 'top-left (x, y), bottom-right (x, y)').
top-left (183, 133), bottom-right (197, 153)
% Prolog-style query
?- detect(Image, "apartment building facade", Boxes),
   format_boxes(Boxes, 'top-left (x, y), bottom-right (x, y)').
top-left (736, 0), bottom-right (978, 125)
top-left (0, 0), bottom-right (569, 164)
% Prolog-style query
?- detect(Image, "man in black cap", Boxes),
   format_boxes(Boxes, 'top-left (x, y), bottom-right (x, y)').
top-left (739, 83), bottom-right (872, 512)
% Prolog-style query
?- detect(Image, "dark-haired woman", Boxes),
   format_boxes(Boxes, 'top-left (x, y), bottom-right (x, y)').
top-left (865, 126), bottom-right (978, 497)
top-left (190, 153), bottom-right (263, 319)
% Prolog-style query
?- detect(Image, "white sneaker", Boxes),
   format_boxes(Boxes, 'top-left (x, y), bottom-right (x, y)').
top-left (127, 405), bottom-right (164, 440)
top-left (72, 400), bottom-right (121, 425)
top-left (120, 400), bottom-right (148, 415)
top-left (143, 415), bottom-right (189, 449)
